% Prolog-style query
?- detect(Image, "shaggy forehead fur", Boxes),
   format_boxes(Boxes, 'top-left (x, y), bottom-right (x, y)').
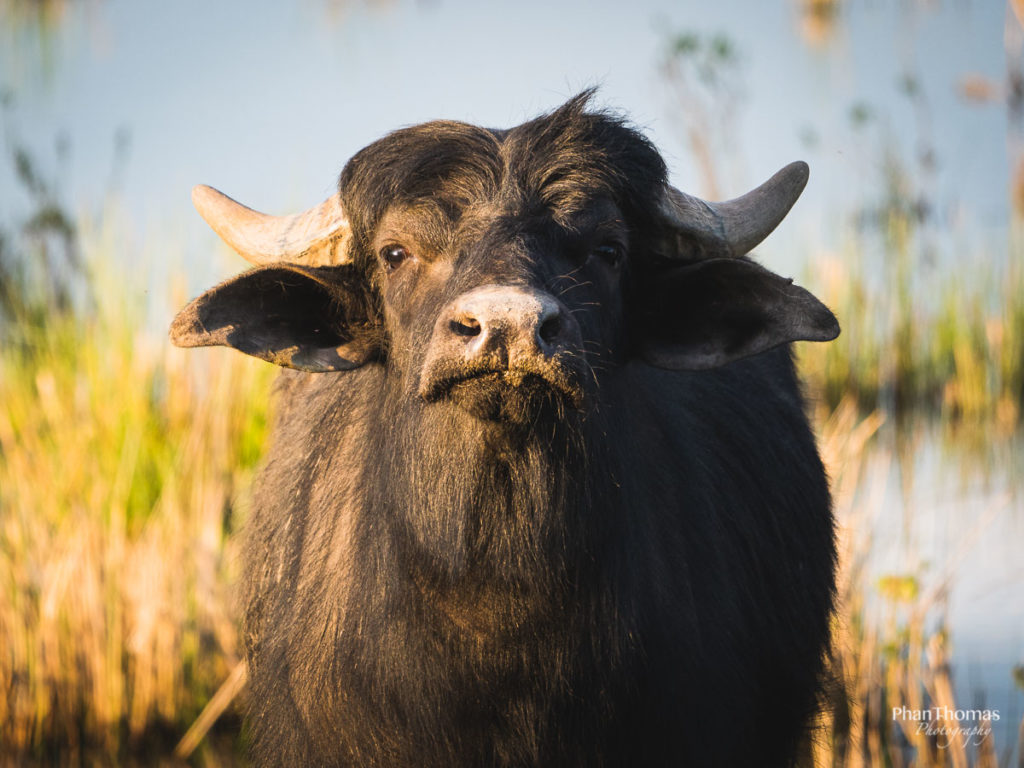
top-left (337, 91), bottom-right (668, 268)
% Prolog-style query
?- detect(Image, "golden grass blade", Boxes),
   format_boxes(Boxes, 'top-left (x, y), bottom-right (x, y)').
top-left (174, 662), bottom-right (248, 760)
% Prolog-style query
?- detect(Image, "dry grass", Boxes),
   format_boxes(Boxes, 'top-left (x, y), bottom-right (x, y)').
top-left (0, 258), bottom-right (274, 765)
top-left (809, 397), bottom-right (1017, 767)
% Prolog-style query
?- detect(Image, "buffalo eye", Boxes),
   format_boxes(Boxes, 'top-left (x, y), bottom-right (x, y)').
top-left (381, 245), bottom-right (412, 272)
top-left (590, 243), bottom-right (624, 267)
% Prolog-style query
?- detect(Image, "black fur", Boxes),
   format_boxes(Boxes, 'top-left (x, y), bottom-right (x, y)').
top-left (212, 94), bottom-right (836, 767)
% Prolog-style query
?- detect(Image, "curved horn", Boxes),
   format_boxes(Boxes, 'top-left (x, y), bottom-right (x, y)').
top-left (191, 185), bottom-right (351, 267)
top-left (660, 161), bottom-right (809, 259)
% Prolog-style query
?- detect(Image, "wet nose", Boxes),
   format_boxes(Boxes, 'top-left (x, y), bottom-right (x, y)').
top-left (443, 285), bottom-right (578, 363)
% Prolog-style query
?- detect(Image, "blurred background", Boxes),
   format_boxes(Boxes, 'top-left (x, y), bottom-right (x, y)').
top-left (1, 0), bottom-right (1021, 765)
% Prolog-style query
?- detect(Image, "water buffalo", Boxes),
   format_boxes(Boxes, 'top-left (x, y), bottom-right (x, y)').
top-left (171, 93), bottom-right (839, 767)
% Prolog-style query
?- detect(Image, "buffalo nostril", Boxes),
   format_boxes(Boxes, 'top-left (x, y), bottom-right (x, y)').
top-left (450, 316), bottom-right (482, 338)
top-left (538, 314), bottom-right (562, 347)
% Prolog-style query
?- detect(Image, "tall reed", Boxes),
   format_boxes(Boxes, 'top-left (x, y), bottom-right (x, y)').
top-left (0, 251), bottom-right (273, 764)
top-left (810, 398), bottom-right (1015, 767)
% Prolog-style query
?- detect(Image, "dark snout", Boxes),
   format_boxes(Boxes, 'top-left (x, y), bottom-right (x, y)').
top-left (419, 285), bottom-right (585, 413)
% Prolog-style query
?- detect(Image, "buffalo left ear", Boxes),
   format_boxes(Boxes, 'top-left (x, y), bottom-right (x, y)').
top-left (170, 264), bottom-right (379, 372)
top-left (634, 258), bottom-right (839, 370)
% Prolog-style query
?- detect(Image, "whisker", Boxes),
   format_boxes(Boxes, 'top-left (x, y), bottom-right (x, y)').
top-left (557, 280), bottom-right (594, 297)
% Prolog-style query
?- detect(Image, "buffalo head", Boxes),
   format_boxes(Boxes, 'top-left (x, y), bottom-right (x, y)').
top-left (170, 95), bottom-right (838, 424)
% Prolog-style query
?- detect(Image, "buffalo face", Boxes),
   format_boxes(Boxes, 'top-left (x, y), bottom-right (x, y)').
top-left (360, 189), bottom-right (637, 423)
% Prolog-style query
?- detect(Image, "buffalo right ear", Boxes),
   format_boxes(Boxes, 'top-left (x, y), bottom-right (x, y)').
top-left (170, 264), bottom-right (380, 372)
top-left (634, 257), bottom-right (839, 370)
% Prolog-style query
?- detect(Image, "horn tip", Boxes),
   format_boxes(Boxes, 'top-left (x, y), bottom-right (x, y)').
top-left (191, 184), bottom-right (223, 213)
top-left (783, 161), bottom-right (810, 192)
